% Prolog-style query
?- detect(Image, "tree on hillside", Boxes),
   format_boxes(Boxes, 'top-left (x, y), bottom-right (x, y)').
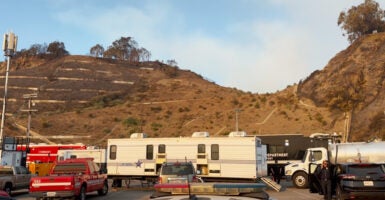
top-left (104, 37), bottom-right (138, 60)
top-left (338, 0), bottom-right (385, 43)
top-left (47, 41), bottom-right (69, 57)
top-left (27, 43), bottom-right (48, 56)
top-left (16, 43), bottom-right (48, 58)
top-left (90, 44), bottom-right (104, 58)
top-left (102, 37), bottom-right (151, 62)
top-left (138, 48), bottom-right (151, 62)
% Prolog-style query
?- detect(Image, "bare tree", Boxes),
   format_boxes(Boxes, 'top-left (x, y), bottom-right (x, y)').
top-left (90, 44), bottom-right (104, 57)
top-left (47, 41), bottom-right (69, 57)
top-left (138, 48), bottom-right (151, 62)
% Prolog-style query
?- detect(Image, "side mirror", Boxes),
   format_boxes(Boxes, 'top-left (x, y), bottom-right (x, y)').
top-left (100, 168), bottom-right (107, 174)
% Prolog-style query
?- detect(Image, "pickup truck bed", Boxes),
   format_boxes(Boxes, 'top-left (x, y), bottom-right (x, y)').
top-left (29, 158), bottom-right (108, 200)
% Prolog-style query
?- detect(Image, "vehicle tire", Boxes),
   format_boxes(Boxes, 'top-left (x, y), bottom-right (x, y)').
top-left (77, 185), bottom-right (86, 200)
top-left (98, 180), bottom-right (108, 196)
top-left (292, 172), bottom-right (308, 188)
top-left (336, 184), bottom-right (344, 200)
top-left (3, 183), bottom-right (12, 196)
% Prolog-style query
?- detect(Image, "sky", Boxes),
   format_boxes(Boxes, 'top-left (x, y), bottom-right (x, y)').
top-left (1, 0), bottom-right (383, 93)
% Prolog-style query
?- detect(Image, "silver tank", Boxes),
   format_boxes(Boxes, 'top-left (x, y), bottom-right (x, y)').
top-left (328, 141), bottom-right (385, 165)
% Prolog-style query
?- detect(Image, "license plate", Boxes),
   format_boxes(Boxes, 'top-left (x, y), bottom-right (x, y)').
top-left (47, 192), bottom-right (56, 197)
top-left (363, 181), bottom-right (373, 186)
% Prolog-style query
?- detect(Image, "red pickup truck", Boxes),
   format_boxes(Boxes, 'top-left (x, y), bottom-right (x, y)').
top-left (29, 158), bottom-right (108, 200)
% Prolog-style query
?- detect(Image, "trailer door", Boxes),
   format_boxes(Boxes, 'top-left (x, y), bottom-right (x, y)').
top-left (257, 145), bottom-right (268, 177)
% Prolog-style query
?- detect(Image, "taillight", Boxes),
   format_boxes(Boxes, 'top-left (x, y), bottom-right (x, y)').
top-left (158, 176), bottom-right (163, 184)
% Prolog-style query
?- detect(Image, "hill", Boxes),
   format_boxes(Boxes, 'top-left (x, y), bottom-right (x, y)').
top-left (0, 33), bottom-right (384, 146)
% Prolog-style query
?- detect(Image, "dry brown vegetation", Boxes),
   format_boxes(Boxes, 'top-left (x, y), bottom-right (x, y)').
top-left (0, 33), bottom-right (384, 146)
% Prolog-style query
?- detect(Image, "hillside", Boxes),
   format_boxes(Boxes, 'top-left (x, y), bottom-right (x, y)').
top-left (298, 33), bottom-right (385, 141)
top-left (0, 33), bottom-right (384, 146)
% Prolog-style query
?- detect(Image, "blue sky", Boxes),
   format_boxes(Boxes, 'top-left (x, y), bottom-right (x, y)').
top-left (1, 0), bottom-right (383, 93)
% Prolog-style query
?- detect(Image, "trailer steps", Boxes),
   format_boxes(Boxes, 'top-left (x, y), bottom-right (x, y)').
top-left (260, 177), bottom-right (283, 192)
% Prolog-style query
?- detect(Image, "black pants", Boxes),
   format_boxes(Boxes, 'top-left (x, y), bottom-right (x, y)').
top-left (321, 180), bottom-right (331, 200)
top-left (273, 175), bottom-right (281, 184)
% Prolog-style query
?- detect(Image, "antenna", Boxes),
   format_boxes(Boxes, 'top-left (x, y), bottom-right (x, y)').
top-left (2, 34), bottom-right (7, 51)
top-left (0, 31), bottom-right (18, 144)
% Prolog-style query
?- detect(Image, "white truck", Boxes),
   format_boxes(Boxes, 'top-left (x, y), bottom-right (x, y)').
top-left (284, 141), bottom-right (385, 188)
top-left (106, 132), bottom-right (268, 187)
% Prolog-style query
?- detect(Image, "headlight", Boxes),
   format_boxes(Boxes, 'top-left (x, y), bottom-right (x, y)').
top-left (285, 170), bottom-right (292, 175)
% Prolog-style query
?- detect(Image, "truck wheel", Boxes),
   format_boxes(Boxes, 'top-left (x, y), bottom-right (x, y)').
top-left (3, 183), bottom-right (12, 196)
top-left (292, 172), bottom-right (308, 188)
top-left (98, 180), bottom-right (108, 196)
top-left (77, 186), bottom-right (86, 200)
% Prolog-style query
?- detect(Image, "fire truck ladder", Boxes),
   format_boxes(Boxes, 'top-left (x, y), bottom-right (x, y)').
top-left (260, 177), bottom-right (283, 192)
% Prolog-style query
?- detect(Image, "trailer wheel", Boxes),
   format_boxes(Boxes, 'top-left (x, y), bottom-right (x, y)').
top-left (292, 172), bottom-right (308, 188)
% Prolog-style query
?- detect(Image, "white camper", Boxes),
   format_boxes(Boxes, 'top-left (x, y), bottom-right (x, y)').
top-left (107, 132), bottom-right (267, 186)
top-left (57, 148), bottom-right (107, 169)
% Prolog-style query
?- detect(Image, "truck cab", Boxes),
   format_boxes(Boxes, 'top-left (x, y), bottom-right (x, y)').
top-left (284, 147), bottom-right (328, 188)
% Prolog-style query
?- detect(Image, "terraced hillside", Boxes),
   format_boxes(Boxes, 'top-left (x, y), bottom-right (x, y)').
top-left (0, 33), bottom-right (384, 145)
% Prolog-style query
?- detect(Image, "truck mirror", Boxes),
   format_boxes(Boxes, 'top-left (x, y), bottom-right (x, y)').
top-left (100, 168), bottom-right (107, 174)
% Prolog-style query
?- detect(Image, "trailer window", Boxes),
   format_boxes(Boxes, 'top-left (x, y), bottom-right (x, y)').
top-left (158, 144), bottom-right (166, 153)
top-left (109, 145), bottom-right (117, 160)
top-left (146, 145), bottom-right (154, 160)
top-left (211, 144), bottom-right (219, 160)
top-left (198, 144), bottom-right (205, 153)
top-left (269, 145), bottom-right (284, 153)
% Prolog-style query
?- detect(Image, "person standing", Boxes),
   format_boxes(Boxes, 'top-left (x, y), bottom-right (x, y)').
top-left (271, 160), bottom-right (282, 184)
top-left (319, 160), bottom-right (332, 200)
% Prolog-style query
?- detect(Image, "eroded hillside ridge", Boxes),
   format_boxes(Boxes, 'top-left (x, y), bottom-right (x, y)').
top-left (298, 33), bottom-right (385, 140)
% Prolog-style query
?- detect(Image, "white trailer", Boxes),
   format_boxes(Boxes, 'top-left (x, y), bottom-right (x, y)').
top-left (57, 148), bottom-right (107, 170)
top-left (107, 132), bottom-right (267, 186)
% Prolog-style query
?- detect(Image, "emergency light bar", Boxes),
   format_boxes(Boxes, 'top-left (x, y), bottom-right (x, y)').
top-left (154, 182), bottom-right (266, 195)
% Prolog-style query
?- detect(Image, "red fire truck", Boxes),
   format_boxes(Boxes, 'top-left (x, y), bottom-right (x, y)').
top-left (17, 143), bottom-right (87, 176)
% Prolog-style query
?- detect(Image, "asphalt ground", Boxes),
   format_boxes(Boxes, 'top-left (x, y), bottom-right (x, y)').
top-left (13, 179), bottom-right (322, 200)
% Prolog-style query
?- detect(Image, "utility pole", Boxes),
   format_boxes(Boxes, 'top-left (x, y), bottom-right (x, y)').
top-left (235, 108), bottom-right (241, 132)
top-left (0, 32), bottom-right (17, 144)
top-left (21, 94), bottom-right (38, 139)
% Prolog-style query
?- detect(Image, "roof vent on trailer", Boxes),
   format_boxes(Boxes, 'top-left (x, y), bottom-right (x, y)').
top-left (309, 133), bottom-right (329, 138)
top-left (192, 132), bottom-right (210, 137)
top-left (130, 133), bottom-right (148, 138)
top-left (228, 131), bottom-right (247, 137)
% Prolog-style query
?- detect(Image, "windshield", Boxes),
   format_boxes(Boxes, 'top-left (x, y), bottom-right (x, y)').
top-left (161, 165), bottom-right (193, 175)
top-left (53, 163), bottom-right (86, 174)
top-left (302, 150), bottom-right (309, 163)
top-left (347, 164), bottom-right (384, 175)
top-left (151, 182), bottom-right (268, 200)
